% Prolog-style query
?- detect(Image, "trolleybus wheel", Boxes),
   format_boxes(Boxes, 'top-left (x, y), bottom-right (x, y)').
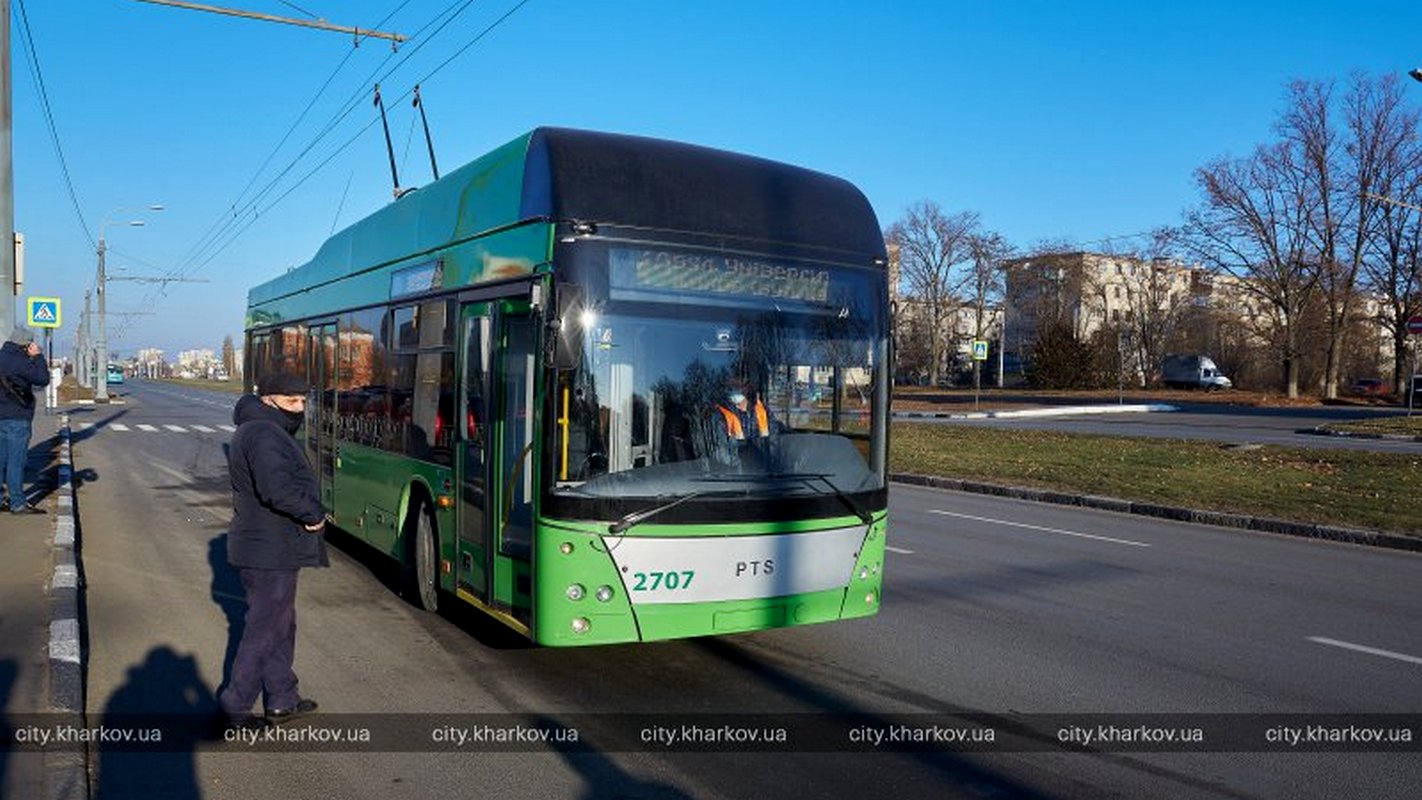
top-left (404, 500), bottom-right (440, 612)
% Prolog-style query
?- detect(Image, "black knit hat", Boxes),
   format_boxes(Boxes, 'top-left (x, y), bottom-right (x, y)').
top-left (259, 372), bottom-right (310, 397)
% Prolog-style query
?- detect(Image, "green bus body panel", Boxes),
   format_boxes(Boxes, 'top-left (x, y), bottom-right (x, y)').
top-left (248, 135), bottom-right (539, 324)
top-left (532, 514), bottom-right (886, 646)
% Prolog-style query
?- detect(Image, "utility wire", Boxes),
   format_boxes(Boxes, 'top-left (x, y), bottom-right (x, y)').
top-left (14, 0), bottom-right (94, 248)
top-left (171, 0), bottom-right (417, 273)
top-left (169, 0), bottom-right (473, 282)
top-left (167, 0), bottom-right (510, 283)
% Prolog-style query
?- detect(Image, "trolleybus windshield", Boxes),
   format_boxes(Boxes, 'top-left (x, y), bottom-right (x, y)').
top-left (549, 243), bottom-right (888, 508)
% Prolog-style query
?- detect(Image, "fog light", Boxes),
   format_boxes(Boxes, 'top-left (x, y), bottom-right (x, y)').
top-left (595, 585), bottom-right (614, 602)
top-left (865, 591), bottom-right (877, 605)
top-left (571, 617), bottom-right (590, 634)
top-left (566, 584), bottom-right (586, 601)
top-left (559, 542), bottom-right (574, 555)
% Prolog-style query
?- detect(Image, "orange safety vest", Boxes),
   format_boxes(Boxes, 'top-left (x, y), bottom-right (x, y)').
top-left (718, 400), bottom-right (770, 440)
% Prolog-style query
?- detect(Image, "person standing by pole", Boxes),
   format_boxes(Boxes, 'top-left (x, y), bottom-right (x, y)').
top-left (0, 326), bottom-right (49, 513)
top-left (218, 371), bottom-right (326, 728)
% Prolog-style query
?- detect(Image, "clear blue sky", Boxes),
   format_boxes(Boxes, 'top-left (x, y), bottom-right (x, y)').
top-left (12, 0), bottom-right (1420, 356)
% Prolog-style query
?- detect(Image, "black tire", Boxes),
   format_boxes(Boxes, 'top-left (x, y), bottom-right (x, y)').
top-left (404, 500), bottom-right (440, 612)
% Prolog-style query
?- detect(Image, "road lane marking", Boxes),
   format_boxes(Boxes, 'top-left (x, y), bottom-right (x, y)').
top-left (136, 424), bottom-right (158, 432)
top-left (926, 509), bottom-right (1152, 548)
top-left (110, 423), bottom-right (129, 431)
top-left (192, 425), bottom-right (215, 433)
top-left (885, 546), bottom-right (915, 554)
top-left (1307, 637), bottom-right (1422, 666)
top-left (164, 425), bottom-right (188, 433)
top-left (219, 425), bottom-right (236, 432)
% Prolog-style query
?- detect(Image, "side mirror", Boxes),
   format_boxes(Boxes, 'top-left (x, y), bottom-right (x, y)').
top-left (549, 283), bottom-right (585, 370)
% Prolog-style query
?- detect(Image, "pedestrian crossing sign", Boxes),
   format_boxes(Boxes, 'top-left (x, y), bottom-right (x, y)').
top-left (27, 297), bottom-right (61, 328)
top-left (972, 340), bottom-right (989, 361)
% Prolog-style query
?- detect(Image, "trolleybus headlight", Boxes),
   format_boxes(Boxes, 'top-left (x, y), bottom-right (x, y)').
top-left (865, 591), bottom-right (877, 605)
top-left (567, 584), bottom-right (586, 601)
top-left (595, 585), bottom-right (614, 603)
top-left (560, 542), bottom-right (574, 555)
top-left (859, 567), bottom-right (869, 580)
top-left (571, 617), bottom-right (591, 634)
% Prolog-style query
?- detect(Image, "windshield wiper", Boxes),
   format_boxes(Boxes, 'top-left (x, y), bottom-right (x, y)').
top-left (768, 472), bottom-right (873, 525)
top-left (608, 491), bottom-right (713, 534)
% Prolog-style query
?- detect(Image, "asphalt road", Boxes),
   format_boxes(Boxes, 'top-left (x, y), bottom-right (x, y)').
top-left (913, 402), bottom-right (1422, 453)
top-left (68, 380), bottom-right (1422, 800)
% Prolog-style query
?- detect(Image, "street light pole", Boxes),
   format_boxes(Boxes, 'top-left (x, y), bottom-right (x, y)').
top-left (93, 205), bottom-right (162, 402)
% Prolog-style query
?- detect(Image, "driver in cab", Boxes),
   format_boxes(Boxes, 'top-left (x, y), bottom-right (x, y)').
top-left (716, 376), bottom-right (778, 447)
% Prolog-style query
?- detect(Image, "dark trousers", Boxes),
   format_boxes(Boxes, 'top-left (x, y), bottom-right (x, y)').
top-left (219, 568), bottom-right (300, 715)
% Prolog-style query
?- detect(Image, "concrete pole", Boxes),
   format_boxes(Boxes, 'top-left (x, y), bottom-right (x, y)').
top-left (0, 0), bottom-right (14, 335)
top-left (95, 236), bottom-right (109, 401)
top-left (79, 289), bottom-right (91, 386)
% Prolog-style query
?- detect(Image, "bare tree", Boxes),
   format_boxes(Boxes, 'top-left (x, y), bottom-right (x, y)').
top-left (1184, 138), bottom-right (1320, 397)
top-left (1108, 230), bottom-right (1192, 387)
top-left (222, 334), bottom-right (236, 377)
top-left (963, 231), bottom-right (1012, 389)
top-left (884, 201), bottom-right (979, 386)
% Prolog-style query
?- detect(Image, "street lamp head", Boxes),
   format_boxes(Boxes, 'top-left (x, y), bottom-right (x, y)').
top-left (1410, 68), bottom-right (1422, 83)
top-left (148, 205), bottom-right (165, 212)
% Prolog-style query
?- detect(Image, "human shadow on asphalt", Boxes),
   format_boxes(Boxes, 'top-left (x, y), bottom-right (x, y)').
top-left (532, 715), bottom-right (694, 800)
top-left (208, 535), bottom-right (247, 701)
top-left (18, 430), bottom-right (61, 508)
top-left (0, 659), bottom-right (14, 794)
top-left (66, 408), bottom-right (131, 446)
top-left (93, 646), bottom-right (215, 800)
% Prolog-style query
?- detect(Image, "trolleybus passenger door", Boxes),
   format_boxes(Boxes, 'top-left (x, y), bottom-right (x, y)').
top-left (494, 300), bottom-right (537, 563)
top-left (457, 303), bottom-right (492, 600)
top-left (307, 321), bottom-right (338, 515)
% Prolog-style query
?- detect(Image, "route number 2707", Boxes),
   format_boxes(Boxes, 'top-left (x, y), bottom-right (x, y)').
top-left (631, 570), bottom-right (695, 592)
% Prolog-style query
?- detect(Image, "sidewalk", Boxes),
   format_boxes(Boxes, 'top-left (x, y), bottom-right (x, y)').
top-left (0, 415), bottom-right (65, 800)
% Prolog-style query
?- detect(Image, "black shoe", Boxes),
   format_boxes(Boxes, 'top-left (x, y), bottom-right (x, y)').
top-left (12, 504), bottom-right (45, 515)
top-left (266, 698), bottom-right (317, 724)
top-left (221, 713), bottom-right (271, 735)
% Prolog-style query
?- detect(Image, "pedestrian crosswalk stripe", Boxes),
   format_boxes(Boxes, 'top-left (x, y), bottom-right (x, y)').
top-left (136, 424), bottom-right (158, 432)
top-left (192, 425), bottom-right (215, 433)
top-left (111, 423), bottom-right (129, 432)
top-left (219, 425), bottom-right (236, 432)
top-left (164, 425), bottom-right (187, 433)
top-left (78, 422), bottom-right (93, 430)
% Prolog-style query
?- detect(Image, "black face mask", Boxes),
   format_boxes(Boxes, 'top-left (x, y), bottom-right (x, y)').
top-left (280, 407), bottom-right (304, 434)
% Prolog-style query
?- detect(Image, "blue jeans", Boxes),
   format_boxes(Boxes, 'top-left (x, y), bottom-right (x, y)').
top-left (0, 418), bottom-right (32, 511)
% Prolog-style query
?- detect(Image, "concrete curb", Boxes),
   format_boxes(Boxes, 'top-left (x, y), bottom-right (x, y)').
top-left (895, 403), bottom-right (1178, 421)
top-left (1300, 426), bottom-right (1422, 443)
top-left (891, 472), bottom-right (1422, 554)
top-left (47, 413), bottom-right (88, 800)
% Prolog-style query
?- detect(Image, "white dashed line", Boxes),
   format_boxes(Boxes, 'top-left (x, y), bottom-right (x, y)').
top-left (927, 509), bottom-right (1152, 548)
top-left (1308, 637), bottom-right (1422, 666)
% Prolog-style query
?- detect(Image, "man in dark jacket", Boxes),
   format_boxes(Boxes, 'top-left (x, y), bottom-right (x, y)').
top-left (218, 372), bottom-right (326, 727)
top-left (0, 326), bottom-right (50, 514)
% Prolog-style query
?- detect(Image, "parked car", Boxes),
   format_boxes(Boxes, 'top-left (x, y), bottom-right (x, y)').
top-left (1348, 377), bottom-right (1386, 396)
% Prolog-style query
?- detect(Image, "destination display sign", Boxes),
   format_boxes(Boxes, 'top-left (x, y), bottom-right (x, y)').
top-left (610, 248), bottom-right (830, 303)
top-left (390, 259), bottom-right (444, 299)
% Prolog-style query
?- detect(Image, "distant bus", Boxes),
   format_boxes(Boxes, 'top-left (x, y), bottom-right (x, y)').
top-left (106, 364), bottom-right (124, 385)
top-left (244, 128), bottom-right (890, 646)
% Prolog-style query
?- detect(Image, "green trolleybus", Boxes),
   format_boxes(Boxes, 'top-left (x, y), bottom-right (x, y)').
top-left (245, 128), bottom-right (889, 645)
